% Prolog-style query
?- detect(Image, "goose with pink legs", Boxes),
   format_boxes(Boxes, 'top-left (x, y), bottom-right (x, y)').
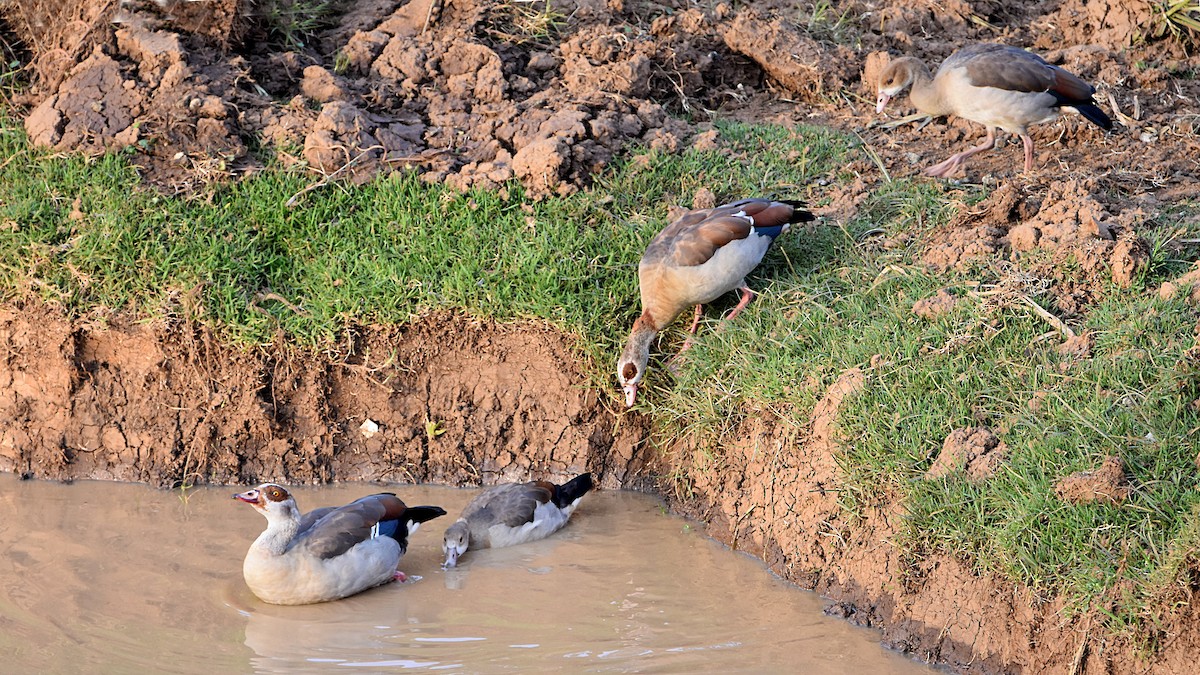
top-left (616, 198), bottom-right (814, 407)
top-left (234, 483), bottom-right (446, 605)
top-left (876, 43), bottom-right (1112, 177)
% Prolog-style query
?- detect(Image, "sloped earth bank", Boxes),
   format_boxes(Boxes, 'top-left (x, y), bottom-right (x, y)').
top-left (4, 0), bottom-right (1200, 673)
top-left (0, 303), bottom-right (653, 488)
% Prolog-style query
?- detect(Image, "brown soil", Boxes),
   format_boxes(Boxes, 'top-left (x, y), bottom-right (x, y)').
top-left (925, 426), bottom-right (1006, 481)
top-left (5, 0), bottom-right (1200, 673)
top-left (1054, 455), bottom-right (1131, 505)
top-left (912, 288), bottom-right (959, 320)
top-left (0, 301), bottom-right (652, 487)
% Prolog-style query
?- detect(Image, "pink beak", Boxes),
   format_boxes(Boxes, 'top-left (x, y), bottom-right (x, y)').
top-left (623, 383), bottom-right (638, 408)
top-left (233, 489), bottom-right (260, 504)
top-left (876, 92), bottom-right (891, 114)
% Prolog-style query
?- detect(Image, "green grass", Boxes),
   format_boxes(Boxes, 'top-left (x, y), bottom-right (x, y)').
top-left (3, 107), bottom-right (1200, 645)
top-left (256, 0), bottom-right (347, 51)
top-left (0, 114), bottom-right (844, 381)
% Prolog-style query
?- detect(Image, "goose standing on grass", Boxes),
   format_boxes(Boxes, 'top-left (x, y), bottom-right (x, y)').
top-left (234, 483), bottom-right (447, 605)
top-left (875, 43), bottom-right (1112, 177)
top-left (442, 473), bottom-right (594, 568)
top-left (616, 198), bottom-right (814, 407)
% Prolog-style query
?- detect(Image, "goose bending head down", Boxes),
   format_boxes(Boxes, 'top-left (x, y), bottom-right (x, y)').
top-left (875, 43), bottom-right (1112, 177)
top-left (617, 198), bottom-right (814, 407)
top-left (235, 483), bottom-right (446, 605)
top-left (442, 473), bottom-right (594, 568)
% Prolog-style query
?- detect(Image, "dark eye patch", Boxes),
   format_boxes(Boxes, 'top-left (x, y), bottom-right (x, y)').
top-left (622, 362), bottom-right (638, 381)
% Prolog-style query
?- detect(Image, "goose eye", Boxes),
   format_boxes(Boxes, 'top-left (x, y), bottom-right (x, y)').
top-left (622, 362), bottom-right (638, 381)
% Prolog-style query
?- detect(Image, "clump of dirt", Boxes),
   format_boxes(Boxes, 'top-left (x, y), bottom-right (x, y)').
top-left (1037, 0), bottom-right (1157, 52)
top-left (922, 183), bottom-right (1023, 271)
top-left (1054, 455), bottom-right (1131, 505)
top-left (1057, 332), bottom-right (1094, 359)
top-left (923, 178), bottom-right (1150, 313)
top-left (1159, 265), bottom-right (1200, 303)
top-left (925, 427), bottom-right (1006, 481)
top-left (23, 18), bottom-right (248, 191)
top-left (912, 288), bottom-right (959, 319)
top-left (721, 8), bottom-right (856, 102)
top-left (6, 0), bottom-right (122, 90)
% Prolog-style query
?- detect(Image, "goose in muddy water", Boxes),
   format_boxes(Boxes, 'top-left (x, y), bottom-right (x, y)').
top-left (617, 198), bottom-right (814, 407)
top-left (875, 43), bottom-right (1112, 177)
top-left (234, 483), bottom-right (446, 605)
top-left (442, 473), bottom-right (594, 568)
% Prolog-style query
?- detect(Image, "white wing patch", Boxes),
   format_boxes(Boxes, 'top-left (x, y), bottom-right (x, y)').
top-left (487, 500), bottom-right (573, 549)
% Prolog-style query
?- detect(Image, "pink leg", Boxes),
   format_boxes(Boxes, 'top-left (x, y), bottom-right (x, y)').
top-left (1021, 134), bottom-right (1035, 173)
top-left (676, 335), bottom-right (697, 359)
top-left (924, 128), bottom-right (996, 178)
top-left (393, 570), bottom-right (408, 583)
top-left (685, 304), bottom-right (703, 334)
top-left (723, 286), bottom-right (755, 321)
top-left (669, 306), bottom-right (705, 368)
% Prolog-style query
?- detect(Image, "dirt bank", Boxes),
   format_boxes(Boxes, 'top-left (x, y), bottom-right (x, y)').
top-left (0, 302), bottom-right (652, 488)
top-left (10, 0), bottom-right (1196, 203)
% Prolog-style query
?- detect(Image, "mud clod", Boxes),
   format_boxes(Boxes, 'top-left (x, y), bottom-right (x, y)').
top-left (1054, 456), bottom-right (1130, 505)
top-left (912, 289), bottom-right (959, 320)
top-left (926, 427), bottom-right (1007, 481)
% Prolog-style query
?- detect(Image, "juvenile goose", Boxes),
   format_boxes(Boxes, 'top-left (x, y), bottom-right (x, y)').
top-left (875, 43), bottom-right (1112, 177)
top-left (442, 473), bottom-right (594, 568)
top-left (617, 198), bottom-right (814, 407)
top-left (234, 483), bottom-right (446, 605)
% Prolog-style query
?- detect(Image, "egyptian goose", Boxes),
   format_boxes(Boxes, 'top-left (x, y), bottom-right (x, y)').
top-left (616, 198), bottom-right (814, 407)
top-left (234, 483), bottom-right (446, 605)
top-left (441, 473), bottom-right (594, 568)
top-left (875, 43), bottom-right (1112, 177)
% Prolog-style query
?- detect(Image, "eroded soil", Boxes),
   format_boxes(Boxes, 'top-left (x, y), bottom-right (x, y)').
top-left (4, 0), bottom-right (1200, 673)
top-left (0, 302), bottom-right (652, 488)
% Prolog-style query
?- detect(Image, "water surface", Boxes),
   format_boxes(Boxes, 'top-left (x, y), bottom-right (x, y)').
top-left (0, 476), bottom-right (936, 673)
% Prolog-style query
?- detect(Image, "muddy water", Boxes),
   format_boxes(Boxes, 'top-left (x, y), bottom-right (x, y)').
top-left (0, 476), bottom-right (936, 673)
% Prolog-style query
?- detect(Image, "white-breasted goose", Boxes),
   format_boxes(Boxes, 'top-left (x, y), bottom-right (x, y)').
top-left (875, 43), bottom-right (1112, 177)
top-left (441, 473), bottom-right (594, 568)
top-left (616, 198), bottom-right (814, 407)
top-left (234, 483), bottom-right (446, 605)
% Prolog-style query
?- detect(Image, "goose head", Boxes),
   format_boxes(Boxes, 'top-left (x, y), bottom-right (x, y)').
top-left (234, 483), bottom-right (301, 523)
top-left (616, 316), bottom-right (656, 408)
top-left (442, 521), bottom-right (471, 568)
top-left (875, 57), bottom-right (923, 113)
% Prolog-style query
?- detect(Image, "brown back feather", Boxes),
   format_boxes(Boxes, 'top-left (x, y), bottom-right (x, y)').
top-left (956, 44), bottom-right (1056, 94)
top-left (666, 215), bottom-right (752, 267)
top-left (643, 198), bottom-right (808, 269)
top-left (295, 493), bottom-right (405, 560)
top-left (1047, 66), bottom-right (1096, 103)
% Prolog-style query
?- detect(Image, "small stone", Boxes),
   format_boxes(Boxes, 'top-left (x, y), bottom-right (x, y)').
top-left (359, 419), bottom-right (380, 439)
